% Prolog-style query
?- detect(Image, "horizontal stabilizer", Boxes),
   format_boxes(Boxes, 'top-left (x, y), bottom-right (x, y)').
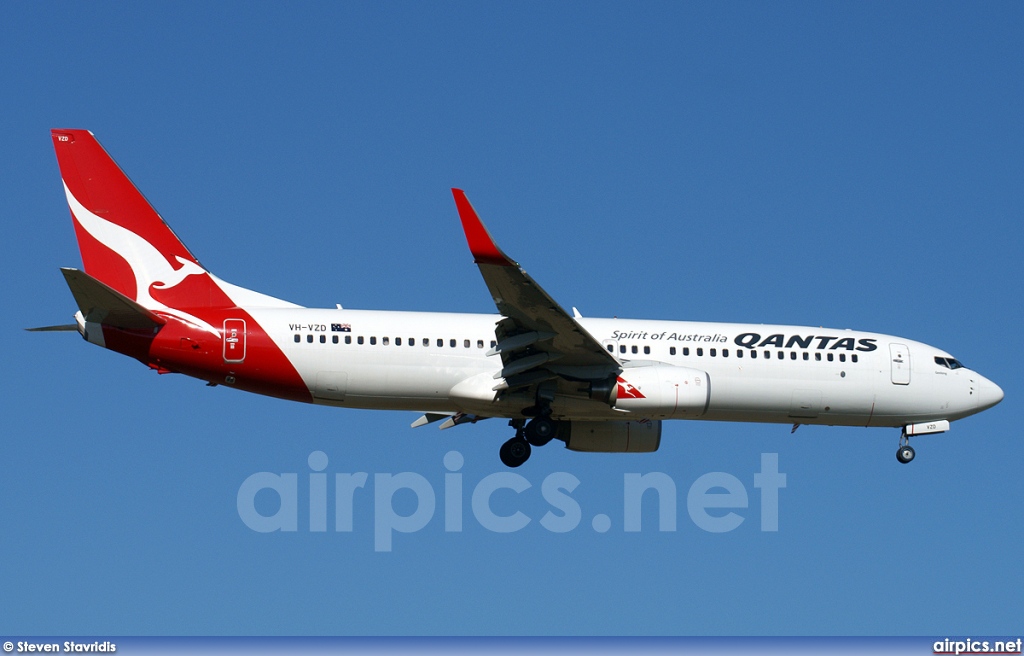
top-left (25, 324), bottom-right (78, 332)
top-left (60, 267), bottom-right (165, 331)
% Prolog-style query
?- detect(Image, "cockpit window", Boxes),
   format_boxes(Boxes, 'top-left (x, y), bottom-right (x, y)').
top-left (934, 356), bottom-right (966, 370)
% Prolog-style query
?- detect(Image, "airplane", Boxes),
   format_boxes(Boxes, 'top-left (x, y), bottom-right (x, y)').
top-left (38, 129), bottom-right (1003, 468)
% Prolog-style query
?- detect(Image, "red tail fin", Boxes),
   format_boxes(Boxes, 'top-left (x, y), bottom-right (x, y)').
top-left (50, 129), bottom-right (236, 316)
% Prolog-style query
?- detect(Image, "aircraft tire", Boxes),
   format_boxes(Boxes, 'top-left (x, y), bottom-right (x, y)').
top-left (896, 445), bottom-right (916, 464)
top-left (500, 436), bottom-right (532, 468)
top-left (525, 417), bottom-right (556, 447)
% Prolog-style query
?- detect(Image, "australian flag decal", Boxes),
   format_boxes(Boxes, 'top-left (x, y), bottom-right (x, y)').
top-left (331, 323), bottom-right (352, 332)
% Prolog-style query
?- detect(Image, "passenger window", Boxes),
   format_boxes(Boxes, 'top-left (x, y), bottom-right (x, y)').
top-left (723, 349), bottom-right (729, 357)
top-left (358, 336), bottom-right (364, 345)
top-left (852, 354), bottom-right (858, 363)
top-left (464, 339), bottom-right (470, 348)
top-left (777, 351), bottom-right (784, 360)
top-left (631, 345), bottom-right (638, 354)
top-left (332, 335), bottom-right (338, 344)
top-left (710, 348), bottom-right (717, 357)
top-left (670, 347), bottom-right (676, 356)
top-left (346, 336), bottom-right (352, 344)
top-left (827, 353), bottom-right (834, 362)
top-left (491, 340), bottom-right (497, 348)
top-left (683, 347), bottom-right (690, 356)
top-left (370, 336), bottom-right (377, 345)
top-left (307, 335), bottom-right (313, 344)
top-left (697, 348), bottom-right (703, 356)
top-left (737, 349), bottom-right (743, 359)
top-left (450, 339), bottom-right (456, 348)
top-left (751, 350), bottom-right (757, 359)
top-left (294, 334), bottom-right (300, 343)
top-left (839, 353), bottom-right (846, 362)
top-left (790, 351), bottom-right (796, 360)
top-left (815, 352), bottom-right (821, 361)
top-left (608, 345), bottom-right (614, 353)
top-left (620, 345), bottom-right (626, 354)
top-left (437, 339), bottom-right (443, 347)
top-left (395, 337), bottom-right (402, 346)
top-left (477, 340), bottom-right (484, 348)
top-left (644, 346), bottom-right (650, 355)
top-left (410, 338), bottom-right (415, 347)
top-left (802, 352), bottom-right (808, 361)
top-left (383, 337), bottom-right (390, 346)
top-left (764, 350), bottom-right (771, 359)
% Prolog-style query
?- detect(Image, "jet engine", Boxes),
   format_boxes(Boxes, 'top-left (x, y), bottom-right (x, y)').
top-left (563, 419), bottom-right (662, 453)
top-left (612, 364), bottom-right (710, 418)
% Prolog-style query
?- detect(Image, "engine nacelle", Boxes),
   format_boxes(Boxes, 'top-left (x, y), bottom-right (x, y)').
top-left (614, 364), bottom-right (710, 418)
top-left (564, 419), bottom-right (662, 453)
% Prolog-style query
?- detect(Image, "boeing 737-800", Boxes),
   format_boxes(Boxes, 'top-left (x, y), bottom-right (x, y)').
top-left (39, 129), bottom-right (1003, 467)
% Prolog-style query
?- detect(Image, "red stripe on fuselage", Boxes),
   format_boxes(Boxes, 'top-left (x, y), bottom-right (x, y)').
top-left (146, 309), bottom-right (312, 404)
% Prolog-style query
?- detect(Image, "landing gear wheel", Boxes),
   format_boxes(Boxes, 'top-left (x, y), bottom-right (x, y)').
top-left (524, 416), bottom-right (556, 447)
top-left (499, 436), bottom-right (532, 468)
top-left (896, 444), bottom-right (916, 464)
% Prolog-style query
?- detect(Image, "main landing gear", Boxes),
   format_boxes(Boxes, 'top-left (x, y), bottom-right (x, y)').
top-left (524, 415), bottom-right (556, 447)
top-left (499, 415), bottom-right (560, 468)
top-left (896, 430), bottom-right (916, 464)
top-left (499, 433), bottom-right (531, 468)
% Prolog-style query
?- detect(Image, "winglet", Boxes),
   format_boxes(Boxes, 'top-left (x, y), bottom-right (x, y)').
top-left (451, 189), bottom-right (515, 266)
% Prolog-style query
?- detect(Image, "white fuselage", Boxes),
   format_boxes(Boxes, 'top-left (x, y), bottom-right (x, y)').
top-left (250, 308), bottom-right (998, 428)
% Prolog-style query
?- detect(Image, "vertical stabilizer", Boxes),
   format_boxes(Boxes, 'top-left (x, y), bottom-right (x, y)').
top-left (51, 129), bottom-right (210, 305)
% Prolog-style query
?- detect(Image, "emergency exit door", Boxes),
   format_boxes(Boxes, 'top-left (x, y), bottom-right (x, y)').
top-left (223, 319), bottom-right (246, 363)
top-left (889, 343), bottom-right (910, 385)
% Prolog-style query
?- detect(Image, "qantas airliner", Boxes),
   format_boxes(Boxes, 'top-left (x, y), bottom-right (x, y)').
top-left (38, 129), bottom-right (1003, 467)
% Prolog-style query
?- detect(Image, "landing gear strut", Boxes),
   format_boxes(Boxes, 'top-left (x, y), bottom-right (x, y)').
top-left (896, 430), bottom-right (916, 464)
top-left (498, 413), bottom-right (561, 468)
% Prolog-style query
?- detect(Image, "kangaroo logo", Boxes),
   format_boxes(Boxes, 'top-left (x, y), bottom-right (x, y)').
top-left (616, 376), bottom-right (646, 399)
top-left (63, 182), bottom-right (218, 335)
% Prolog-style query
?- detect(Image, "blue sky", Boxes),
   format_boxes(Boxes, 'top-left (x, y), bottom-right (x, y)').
top-left (1, 2), bottom-right (1021, 636)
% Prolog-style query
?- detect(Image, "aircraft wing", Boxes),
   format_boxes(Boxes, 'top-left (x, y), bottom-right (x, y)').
top-left (452, 189), bottom-right (619, 391)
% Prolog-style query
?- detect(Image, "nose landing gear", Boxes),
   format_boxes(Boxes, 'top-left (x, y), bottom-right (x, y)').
top-left (896, 430), bottom-right (916, 464)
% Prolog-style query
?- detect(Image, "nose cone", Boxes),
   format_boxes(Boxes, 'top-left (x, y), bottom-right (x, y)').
top-left (977, 376), bottom-right (1004, 411)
